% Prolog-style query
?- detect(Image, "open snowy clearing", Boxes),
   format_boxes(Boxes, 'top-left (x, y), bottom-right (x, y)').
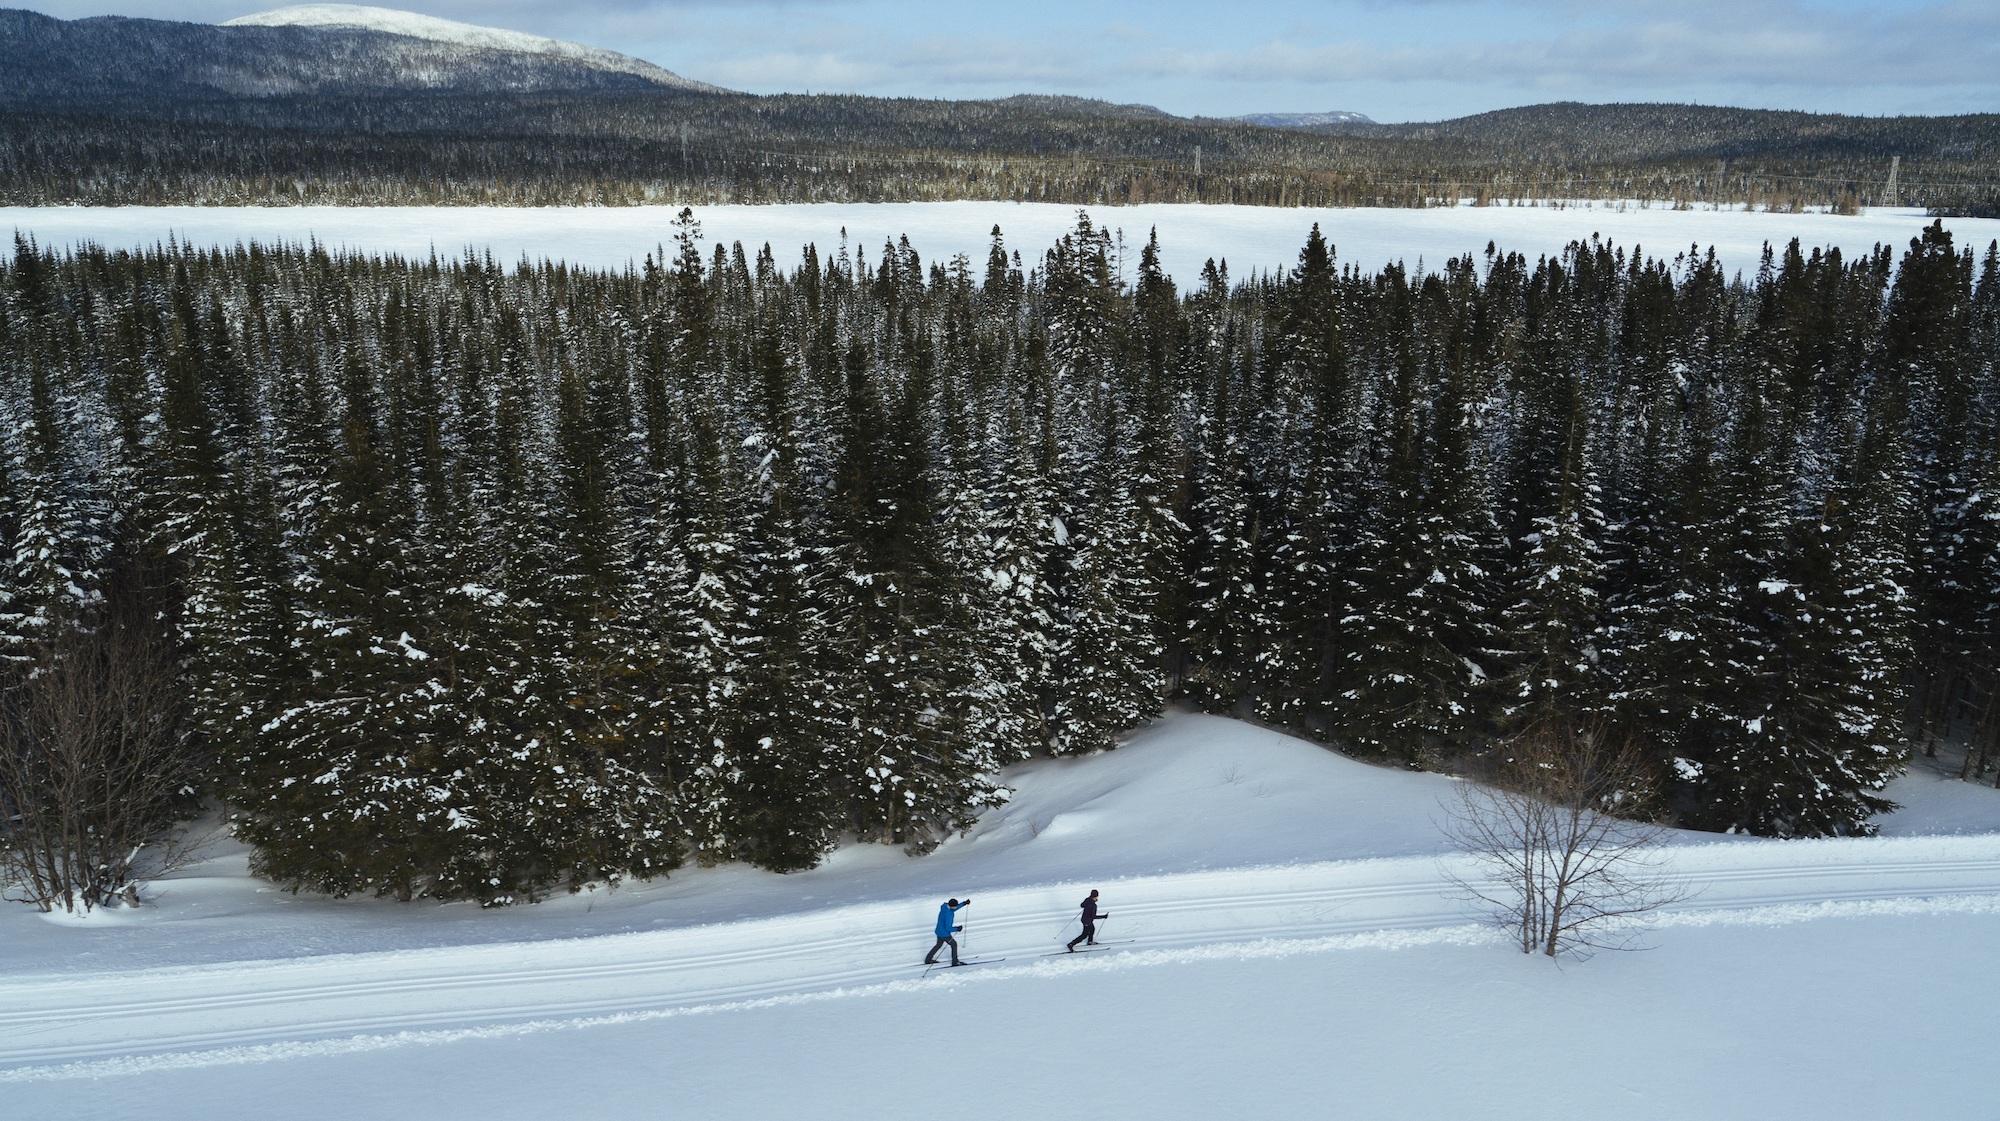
top-left (4, 713), bottom-right (1999, 1116)
top-left (7, 202), bottom-right (1998, 284)
top-left (13, 910), bottom-right (1998, 1120)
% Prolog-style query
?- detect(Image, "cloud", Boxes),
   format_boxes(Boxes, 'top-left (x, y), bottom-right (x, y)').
top-left (690, 19), bottom-right (1110, 95)
top-left (703, 46), bottom-right (1097, 95)
top-left (1120, 3), bottom-right (2000, 93)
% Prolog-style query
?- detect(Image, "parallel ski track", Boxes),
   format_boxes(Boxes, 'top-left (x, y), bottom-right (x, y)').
top-left (5, 852), bottom-right (1999, 1070)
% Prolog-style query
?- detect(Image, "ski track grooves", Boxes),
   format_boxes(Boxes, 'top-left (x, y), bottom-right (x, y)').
top-left (4, 838), bottom-right (1997, 1075)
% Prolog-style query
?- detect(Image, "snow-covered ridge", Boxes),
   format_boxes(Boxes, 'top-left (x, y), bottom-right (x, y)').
top-left (221, 4), bottom-right (721, 91)
top-left (1235, 110), bottom-right (1377, 128)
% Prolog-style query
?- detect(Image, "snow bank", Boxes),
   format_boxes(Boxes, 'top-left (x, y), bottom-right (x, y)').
top-left (0, 714), bottom-right (1465, 975)
top-left (0, 717), bottom-right (1563, 964)
top-left (1875, 750), bottom-right (2000, 836)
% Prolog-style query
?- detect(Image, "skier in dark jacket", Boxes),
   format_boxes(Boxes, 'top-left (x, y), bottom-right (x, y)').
top-left (1066, 889), bottom-right (1109, 951)
top-left (924, 898), bottom-right (971, 965)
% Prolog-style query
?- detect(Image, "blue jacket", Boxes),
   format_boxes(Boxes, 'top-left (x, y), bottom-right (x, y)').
top-left (935, 901), bottom-right (963, 937)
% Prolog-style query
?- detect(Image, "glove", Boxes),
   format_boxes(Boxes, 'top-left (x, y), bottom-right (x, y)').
top-left (954, 925), bottom-right (963, 932)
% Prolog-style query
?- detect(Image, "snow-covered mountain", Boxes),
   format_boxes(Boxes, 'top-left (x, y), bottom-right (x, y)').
top-left (0, 5), bottom-right (723, 105)
top-left (222, 5), bottom-right (719, 92)
top-left (1234, 110), bottom-right (1377, 128)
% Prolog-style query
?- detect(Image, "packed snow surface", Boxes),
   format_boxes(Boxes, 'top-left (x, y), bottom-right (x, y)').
top-left (4, 714), bottom-right (1998, 1118)
top-left (9, 202), bottom-right (1997, 285)
top-left (221, 5), bottom-right (716, 89)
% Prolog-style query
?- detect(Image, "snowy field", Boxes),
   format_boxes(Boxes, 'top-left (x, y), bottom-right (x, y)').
top-left (5, 713), bottom-right (2000, 1119)
top-left (8, 201), bottom-right (2000, 283)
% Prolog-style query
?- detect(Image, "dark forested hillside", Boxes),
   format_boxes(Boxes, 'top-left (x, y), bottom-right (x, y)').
top-left (1, 8), bottom-right (1997, 213)
top-left (3, 215), bottom-right (1994, 903)
top-left (1293, 101), bottom-right (2000, 164)
top-left (6, 87), bottom-right (1999, 213)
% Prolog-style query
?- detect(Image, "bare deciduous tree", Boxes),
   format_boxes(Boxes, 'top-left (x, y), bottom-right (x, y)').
top-left (0, 605), bottom-right (202, 914)
top-left (1442, 719), bottom-right (1687, 958)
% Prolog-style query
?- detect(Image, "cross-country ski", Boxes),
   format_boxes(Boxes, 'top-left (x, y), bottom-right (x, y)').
top-left (922, 957), bottom-right (1008, 976)
top-left (1042, 940), bottom-right (1137, 957)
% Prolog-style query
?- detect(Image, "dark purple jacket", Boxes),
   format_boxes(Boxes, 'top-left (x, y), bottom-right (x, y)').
top-left (1079, 897), bottom-right (1100, 924)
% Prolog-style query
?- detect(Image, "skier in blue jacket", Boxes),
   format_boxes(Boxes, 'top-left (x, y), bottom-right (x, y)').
top-left (924, 898), bottom-right (971, 965)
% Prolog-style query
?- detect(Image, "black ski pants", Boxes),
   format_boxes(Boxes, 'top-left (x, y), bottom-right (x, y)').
top-left (925, 935), bottom-right (960, 965)
top-left (1067, 921), bottom-right (1096, 951)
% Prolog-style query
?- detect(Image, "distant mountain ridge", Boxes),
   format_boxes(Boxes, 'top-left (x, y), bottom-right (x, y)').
top-left (220, 5), bottom-right (713, 90)
top-left (989, 94), bottom-right (1176, 121)
top-left (0, 6), bottom-right (721, 105)
top-left (1233, 111), bottom-right (1376, 129)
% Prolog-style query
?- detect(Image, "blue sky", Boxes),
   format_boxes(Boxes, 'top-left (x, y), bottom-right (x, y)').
top-left (30, 0), bottom-right (2000, 121)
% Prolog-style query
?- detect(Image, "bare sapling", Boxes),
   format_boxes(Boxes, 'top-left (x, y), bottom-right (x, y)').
top-left (0, 603), bottom-right (203, 914)
top-left (1441, 718), bottom-right (1687, 958)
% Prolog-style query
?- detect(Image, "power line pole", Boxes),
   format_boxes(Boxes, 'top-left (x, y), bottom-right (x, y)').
top-left (1884, 155), bottom-right (1900, 208)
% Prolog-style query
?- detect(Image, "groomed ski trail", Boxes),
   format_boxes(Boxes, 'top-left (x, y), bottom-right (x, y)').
top-left (4, 834), bottom-right (1998, 1078)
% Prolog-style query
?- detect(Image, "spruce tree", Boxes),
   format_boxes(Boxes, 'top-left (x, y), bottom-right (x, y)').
top-left (1181, 262), bottom-right (1258, 710)
top-left (1252, 225), bottom-right (1354, 737)
top-left (693, 283), bottom-right (844, 871)
top-left (1330, 267), bottom-right (1491, 763)
top-left (1496, 349), bottom-right (1606, 732)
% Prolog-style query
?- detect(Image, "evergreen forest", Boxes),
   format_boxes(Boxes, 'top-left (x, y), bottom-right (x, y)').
top-left (6, 92), bottom-right (1998, 214)
top-left (3, 213), bottom-right (1996, 904)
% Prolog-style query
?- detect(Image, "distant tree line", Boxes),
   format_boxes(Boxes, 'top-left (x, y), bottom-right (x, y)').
top-left (1, 215), bottom-right (1995, 906)
top-left (2, 92), bottom-right (1997, 213)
